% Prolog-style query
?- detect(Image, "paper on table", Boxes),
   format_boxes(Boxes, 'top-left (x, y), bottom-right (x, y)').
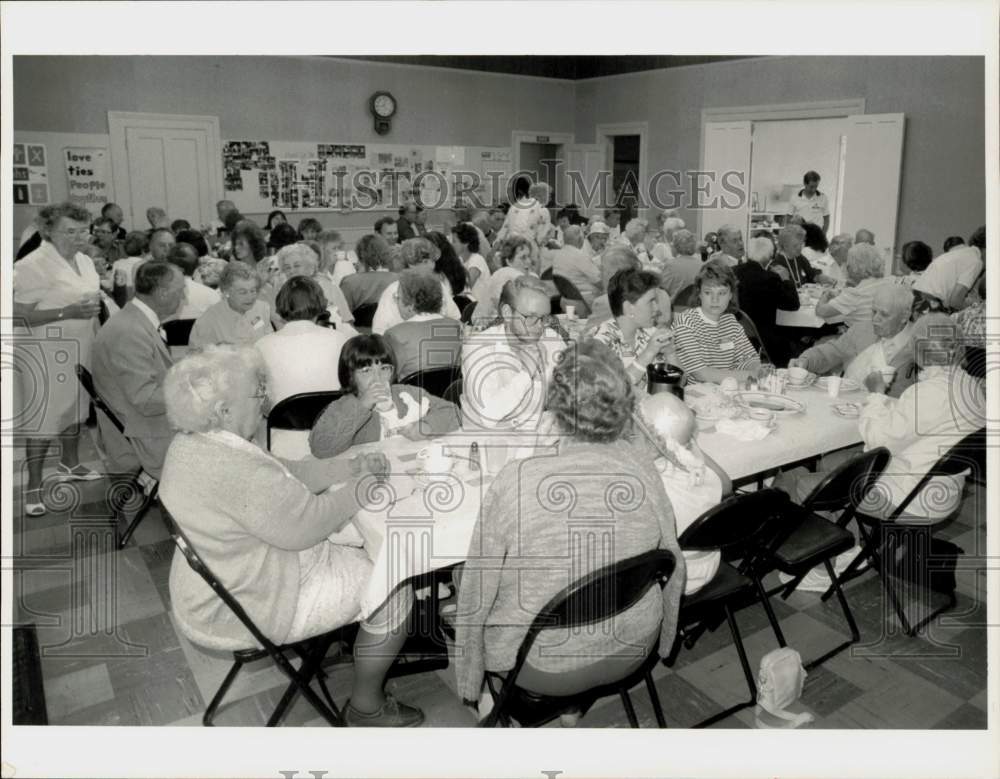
top-left (715, 418), bottom-right (773, 441)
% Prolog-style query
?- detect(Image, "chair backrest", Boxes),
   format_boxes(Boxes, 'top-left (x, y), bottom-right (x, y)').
top-left (540, 267), bottom-right (554, 281)
top-left (75, 364), bottom-right (125, 434)
top-left (734, 309), bottom-right (769, 364)
top-left (494, 549), bottom-right (676, 712)
top-left (400, 366), bottom-right (461, 399)
top-left (442, 377), bottom-right (463, 407)
top-left (886, 427), bottom-right (986, 521)
top-left (461, 300), bottom-right (478, 324)
top-left (551, 275), bottom-right (590, 316)
top-left (162, 318), bottom-right (196, 346)
top-left (679, 489), bottom-right (792, 556)
top-left (672, 283), bottom-right (700, 310)
top-left (266, 390), bottom-right (344, 449)
top-left (352, 302), bottom-right (378, 329)
top-left (161, 505), bottom-right (276, 653)
top-left (453, 295), bottom-right (474, 315)
top-left (963, 346), bottom-right (986, 379)
top-left (802, 446), bottom-right (891, 515)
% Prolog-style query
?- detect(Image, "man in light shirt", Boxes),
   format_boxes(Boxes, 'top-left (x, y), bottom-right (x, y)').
top-left (710, 224), bottom-right (744, 267)
top-left (913, 225), bottom-right (985, 312)
top-left (461, 274), bottom-right (565, 432)
top-left (166, 242), bottom-right (220, 321)
top-left (545, 225), bottom-right (601, 306)
top-left (842, 283), bottom-right (916, 395)
top-left (786, 171), bottom-right (830, 232)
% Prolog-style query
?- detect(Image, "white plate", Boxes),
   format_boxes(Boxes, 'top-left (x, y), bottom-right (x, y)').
top-left (831, 401), bottom-right (862, 419)
top-left (732, 391), bottom-right (805, 416)
top-left (815, 376), bottom-right (862, 393)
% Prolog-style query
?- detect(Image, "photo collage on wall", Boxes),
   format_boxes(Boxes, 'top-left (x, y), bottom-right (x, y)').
top-left (12, 143), bottom-right (50, 206)
top-left (222, 140), bottom-right (273, 191)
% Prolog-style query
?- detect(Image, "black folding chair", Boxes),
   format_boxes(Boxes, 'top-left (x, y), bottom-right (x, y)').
top-left (763, 447), bottom-right (891, 668)
top-left (438, 376), bottom-right (462, 408)
top-left (161, 507), bottom-right (347, 726)
top-left (481, 550), bottom-right (677, 728)
top-left (400, 366), bottom-right (462, 400)
top-left (162, 318), bottom-right (196, 347)
top-left (453, 294), bottom-right (474, 315)
top-left (665, 489), bottom-right (792, 728)
top-left (962, 345), bottom-right (986, 379)
top-left (351, 302), bottom-right (379, 330)
top-left (672, 283), bottom-right (700, 312)
top-left (824, 428), bottom-right (985, 636)
top-left (75, 364), bottom-right (158, 549)
top-left (734, 309), bottom-right (770, 364)
top-left (265, 390), bottom-right (345, 451)
top-left (461, 300), bottom-right (478, 324)
top-left (551, 274), bottom-right (591, 318)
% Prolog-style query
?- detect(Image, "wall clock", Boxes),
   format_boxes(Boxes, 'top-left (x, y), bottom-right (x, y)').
top-left (369, 91), bottom-right (397, 135)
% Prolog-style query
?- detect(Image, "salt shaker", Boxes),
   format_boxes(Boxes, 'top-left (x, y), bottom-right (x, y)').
top-left (469, 441), bottom-right (480, 471)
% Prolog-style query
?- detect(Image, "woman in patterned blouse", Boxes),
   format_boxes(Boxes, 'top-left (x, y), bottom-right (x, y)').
top-left (594, 268), bottom-right (673, 390)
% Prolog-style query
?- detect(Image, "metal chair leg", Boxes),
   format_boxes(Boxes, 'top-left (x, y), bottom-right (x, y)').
top-left (804, 559), bottom-right (860, 670)
top-left (694, 605), bottom-right (757, 728)
top-left (754, 575), bottom-right (786, 647)
top-left (619, 689), bottom-right (639, 728)
top-left (203, 658), bottom-right (246, 726)
top-left (645, 671), bottom-right (667, 728)
top-left (117, 485), bottom-right (158, 549)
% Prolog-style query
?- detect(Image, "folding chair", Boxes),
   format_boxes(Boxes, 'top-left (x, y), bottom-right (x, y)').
top-left (351, 302), bottom-right (379, 330)
top-left (665, 489), bottom-right (792, 728)
top-left (551, 274), bottom-right (591, 318)
top-left (161, 507), bottom-right (347, 726)
top-left (734, 308), bottom-right (770, 364)
top-left (823, 428), bottom-right (985, 636)
top-left (75, 364), bottom-right (158, 549)
top-left (481, 550), bottom-right (677, 728)
top-left (265, 390), bottom-right (344, 451)
top-left (442, 377), bottom-right (463, 408)
top-left (399, 366), bottom-right (462, 400)
top-left (763, 447), bottom-right (891, 668)
top-left (161, 318), bottom-right (196, 347)
top-left (671, 284), bottom-right (700, 312)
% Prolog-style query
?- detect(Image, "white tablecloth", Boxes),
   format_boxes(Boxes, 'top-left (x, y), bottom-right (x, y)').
top-left (690, 383), bottom-right (864, 480)
top-left (341, 385), bottom-right (863, 617)
top-left (776, 303), bottom-right (827, 328)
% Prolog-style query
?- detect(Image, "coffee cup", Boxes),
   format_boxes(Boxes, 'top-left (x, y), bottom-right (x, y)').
top-left (826, 375), bottom-right (842, 398)
top-left (564, 304), bottom-right (576, 320)
top-left (788, 366), bottom-right (809, 383)
top-left (880, 366), bottom-right (897, 386)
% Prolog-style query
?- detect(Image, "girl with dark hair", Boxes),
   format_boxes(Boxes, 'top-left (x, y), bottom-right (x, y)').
top-left (266, 209), bottom-right (287, 232)
top-left (309, 334), bottom-right (460, 458)
top-left (425, 231), bottom-right (469, 298)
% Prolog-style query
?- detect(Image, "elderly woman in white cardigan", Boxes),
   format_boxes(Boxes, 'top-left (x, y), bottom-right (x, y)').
top-left (160, 343), bottom-right (424, 727)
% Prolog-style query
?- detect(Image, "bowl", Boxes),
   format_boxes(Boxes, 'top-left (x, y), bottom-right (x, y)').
top-left (747, 407), bottom-right (775, 424)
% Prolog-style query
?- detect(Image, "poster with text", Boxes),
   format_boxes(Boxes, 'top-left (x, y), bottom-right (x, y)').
top-left (64, 147), bottom-right (110, 215)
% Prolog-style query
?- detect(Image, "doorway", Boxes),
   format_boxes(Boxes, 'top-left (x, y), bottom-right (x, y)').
top-left (612, 135), bottom-right (640, 219)
top-left (518, 142), bottom-right (560, 205)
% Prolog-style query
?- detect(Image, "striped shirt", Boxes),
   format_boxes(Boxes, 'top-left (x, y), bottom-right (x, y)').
top-left (673, 307), bottom-right (758, 373)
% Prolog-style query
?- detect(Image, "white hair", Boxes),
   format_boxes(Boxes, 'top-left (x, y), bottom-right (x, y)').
top-left (528, 181), bottom-right (550, 202)
top-left (873, 282), bottom-right (914, 316)
top-left (276, 242), bottom-right (319, 272)
top-left (746, 237), bottom-right (775, 263)
top-left (911, 312), bottom-right (962, 367)
top-left (845, 243), bottom-right (885, 282)
top-left (670, 229), bottom-right (697, 256)
top-left (164, 344), bottom-right (265, 433)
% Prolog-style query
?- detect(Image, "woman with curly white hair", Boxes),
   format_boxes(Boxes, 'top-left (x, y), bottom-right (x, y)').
top-left (160, 343), bottom-right (424, 727)
top-left (814, 243), bottom-right (894, 328)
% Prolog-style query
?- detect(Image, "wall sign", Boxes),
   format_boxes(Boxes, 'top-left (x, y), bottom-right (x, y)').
top-left (13, 143), bottom-right (49, 205)
top-left (64, 147), bottom-right (110, 216)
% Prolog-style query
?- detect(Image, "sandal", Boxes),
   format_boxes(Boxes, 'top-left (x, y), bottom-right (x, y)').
top-left (55, 463), bottom-right (102, 482)
top-left (24, 490), bottom-right (46, 517)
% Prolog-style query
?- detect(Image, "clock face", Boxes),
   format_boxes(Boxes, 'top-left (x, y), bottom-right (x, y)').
top-left (373, 93), bottom-right (396, 118)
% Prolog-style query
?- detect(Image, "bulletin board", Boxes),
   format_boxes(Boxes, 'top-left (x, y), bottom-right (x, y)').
top-left (222, 139), bottom-right (511, 213)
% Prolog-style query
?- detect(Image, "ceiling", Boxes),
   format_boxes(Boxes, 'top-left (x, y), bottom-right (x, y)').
top-left (334, 55), bottom-right (756, 80)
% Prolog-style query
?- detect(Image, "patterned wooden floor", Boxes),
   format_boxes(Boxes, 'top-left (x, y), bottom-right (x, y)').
top-left (9, 430), bottom-right (989, 729)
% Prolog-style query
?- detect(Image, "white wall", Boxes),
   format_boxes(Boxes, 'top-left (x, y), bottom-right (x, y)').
top-left (749, 118), bottom-right (846, 219)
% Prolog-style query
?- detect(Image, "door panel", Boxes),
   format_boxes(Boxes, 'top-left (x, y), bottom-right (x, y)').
top-left (836, 113), bottom-right (905, 275)
top-left (110, 112), bottom-right (221, 230)
top-left (700, 121), bottom-right (752, 239)
top-left (564, 143), bottom-right (605, 216)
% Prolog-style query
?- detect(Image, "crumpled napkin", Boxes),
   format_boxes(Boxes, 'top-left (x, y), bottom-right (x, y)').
top-left (715, 418), bottom-right (772, 441)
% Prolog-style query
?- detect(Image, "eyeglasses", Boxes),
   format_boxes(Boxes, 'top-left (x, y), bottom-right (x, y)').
top-left (514, 308), bottom-right (546, 328)
top-left (356, 363), bottom-right (394, 378)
